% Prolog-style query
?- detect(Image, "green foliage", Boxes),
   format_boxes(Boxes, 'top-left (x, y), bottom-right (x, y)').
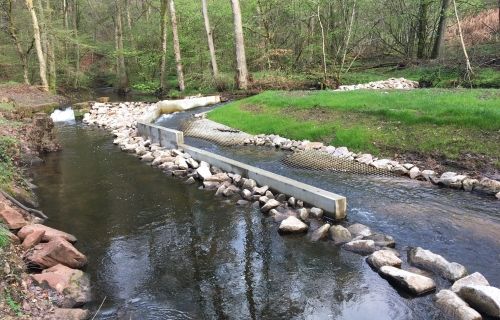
top-left (0, 136), bottom-right (18, 190)
top-left (208, 89), bottom-right (500, 164)
top-left (0, 102), bottom-right (14, 111)
top-left (0, 225), bottom-right (9, 249)
top-left (3, 289), bottom-right (22, 316)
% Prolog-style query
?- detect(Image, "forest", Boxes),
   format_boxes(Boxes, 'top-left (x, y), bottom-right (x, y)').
top-left (0, 0), bottom-right (498, 96)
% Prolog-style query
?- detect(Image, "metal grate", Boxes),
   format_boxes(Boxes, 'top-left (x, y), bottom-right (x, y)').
top-left (182, 119), bottom-right (252, 146)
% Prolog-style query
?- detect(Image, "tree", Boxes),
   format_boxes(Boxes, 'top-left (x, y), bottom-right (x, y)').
top-left (230, 0), bottom-right (248, 90)
top-left (451, 0), bottom-right (473, 81)
top-left (115, 0), bottom-right (129, 94)
top-left (25, 0), bottom-right (48, 91)
top-left (160, 0), bottom-right (168, 93)
top-left (201, 0), bottom-right (219, 78)
top-left (168, 0), bottom-right (185, 91)
top-left (417, 0), bottom-right (431, 59)
top-left (431, 0), bottom-right (450, 59)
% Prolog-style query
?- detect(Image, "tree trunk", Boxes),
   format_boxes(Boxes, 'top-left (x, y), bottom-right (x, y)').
top-left (167, 0), bottom-right (185, 91)
top-left (201, 0), bottom-right (219, 78)
top-left (45, 0), bottom-right (56, 91)
top-left (73, 0), bottom-right (80, 88)
top-left (317, 5), bottom-right (327, 84)
top-left (230, 0), bottom-right (249, 90)
top-left (25, 0), bottom-right (48, 91)
top-left (431, 0), bottom-right (450, 59)
top-left (7, 0), bottom-right (30, 84)
top-left (417, 0), bottom-right (430, 59)
top-left (452, 0), bottom-right (473, 81)
top-left (115, 0), bottom-right (129, 94)
top-left (160, 0), bottom-right (168, 92)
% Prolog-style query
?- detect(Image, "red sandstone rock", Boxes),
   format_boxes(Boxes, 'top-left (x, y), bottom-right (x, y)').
top-left (0, 204), bottom-right (28, 229)
top-left (22, 229), bottom-right (45, 250)
top-left (50, 308), bottom-right (90, 320)
top-left (18, 224), bottom-right (77, 243)
top-left (32, 264), bottom-right (91, 308)
top-left (26, 238), bottom-right (87, 269)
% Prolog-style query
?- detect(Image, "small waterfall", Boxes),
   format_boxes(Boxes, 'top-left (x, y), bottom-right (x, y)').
top-left (50, 107), bottom-right (76, 123)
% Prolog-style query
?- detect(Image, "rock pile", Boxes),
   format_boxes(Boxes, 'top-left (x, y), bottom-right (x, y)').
top-left (337, 77), bottom-right (419, 91)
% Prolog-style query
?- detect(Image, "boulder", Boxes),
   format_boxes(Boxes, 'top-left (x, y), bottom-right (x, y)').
top-left (52, 308), bottom-right (90, 320)
top-left (186, 158), bottom-right (199, 169)
top-left (363, 233), bottom-right (395, 248)
top-left (475, 178), bottom-right (500, 195)
top-left (261, 199), bottom-right (281, 213)
top-left (0, 205), bottom-right (28, 229)
top-left (409, 167), bottom-right (420, 179)
top-left (215, 185), bottom-right (226, 197)
top-left (421, 170), bottom-right (437, 181)
top-left (185, 177), bottom-right (196, 184)
top-left (356, 154), bottom-right (373, 165)
top-left (223, 185), bottom-right (240, 197)
top-left (287, 197), bottom-right (296, 208)
top-left (408, 247), bottom-right (467, 281)
top-left (310, 207), bottom-right (323, 219)
top-left (329, 225), bottom-right (352, 245)
top-left (242, 179), bottom-right (257, 190)
top-left (458, 285), bottom-right (500, 318)
top-left (343, 240), bottom-right (377, 255)
top-left (196, 164), bottom-right (212, 180)
top-left (32, 264), bottom-right (91, 308)
top-left (451, 272), bottom-right (490, 293)
top-left (462, 178), bottom-right (478, 192)
top-left (140, 153), bottom-right (154, 162)
top-left (18, 224), bottom-right (77, 243)
top-left (258, 196), bottom-right (269, 205)
top-left (22, 230), bottom-right (45, 250)
top-left (204, 173), bottom-right (230, 183)
top-left (26, 238), bottom-right (87, 269)
top-left (253, 185), bottom-right (269, 195)
top-left (297, 208), bottom-right (309, 221)
top-left (203, 181), bottom-right (220, 190)
top-left (379, 266), bottom-right (436, 295)
top-left (265, 190), bottom-right (274, 199)
top-left (310, 224), bottom-right (331, 242)
top-left (241, 189), bottom-right (252, 201)
top-left (436, 290), bottom-right (482, 320)
top-left (278, 216), bottom-right (308, 234)
top-left (347, 223), bottom-right (372, 237)
top-left (366, 250), bottom-right (402, 270)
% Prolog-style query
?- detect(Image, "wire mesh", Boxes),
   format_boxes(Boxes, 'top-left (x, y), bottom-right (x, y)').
top-left (182, 119), bottom-right (252, 146)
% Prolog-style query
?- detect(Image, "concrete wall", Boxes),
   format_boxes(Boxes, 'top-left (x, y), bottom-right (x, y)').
top-left (136, 122), bottom-right (184, 149)
top-left (136, 123), bottom-right (347, 220)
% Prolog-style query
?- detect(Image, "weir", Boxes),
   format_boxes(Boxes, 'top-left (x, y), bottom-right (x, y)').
top-left (137, 121), bottom-right (347, 220)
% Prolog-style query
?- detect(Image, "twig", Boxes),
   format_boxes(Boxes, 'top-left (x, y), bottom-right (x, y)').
top-left (0, 190), bottom-right (48, 220)
top-left (91, 296), bottom-right (107, 320)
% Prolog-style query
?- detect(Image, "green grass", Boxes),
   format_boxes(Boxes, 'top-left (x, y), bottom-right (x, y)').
top-left (0, 225), bottom-right (9, 248)
top-left (0, 136), bottom-right (19, 192)
top-left (208, 89), bottom-right (500, 166)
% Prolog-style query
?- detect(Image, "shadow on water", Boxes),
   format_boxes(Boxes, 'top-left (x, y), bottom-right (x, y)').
top-left (30, 124), bottom-right (457, 319)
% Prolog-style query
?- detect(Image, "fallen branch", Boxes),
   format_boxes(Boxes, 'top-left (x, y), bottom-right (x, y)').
top-left (0, 189), bottom-right (48, 220)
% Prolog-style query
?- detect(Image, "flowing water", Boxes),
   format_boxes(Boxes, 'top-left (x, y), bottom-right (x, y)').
top-left (30, 107), bottom-right (500, 319)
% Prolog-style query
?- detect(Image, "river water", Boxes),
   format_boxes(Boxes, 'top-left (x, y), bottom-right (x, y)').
top-left (30, 113), bottom-right (499, 319)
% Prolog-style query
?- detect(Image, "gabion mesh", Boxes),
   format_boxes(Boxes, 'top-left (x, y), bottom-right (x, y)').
top-left (182, 119), bottom-right (395, 176)
top-left (182, 119), bottom-right (252, 146)
top-left (283, 150), bottom-right (396, 176)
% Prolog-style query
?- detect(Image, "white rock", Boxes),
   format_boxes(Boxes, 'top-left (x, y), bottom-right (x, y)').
top-left (408, 247), bottom-right (467, 281)
top-left (310, 207), bottom-right (323, 219)
top-left (458, 285), bottom-right (500, 318)
top-left (196, 165), bottom-right (212, 180)
top-left (436, 289), bottom-right (482, 320)
top-left (261, 199), bottom-right (281, 213)
top-left (379, 266), bottom-right (436, 295)
top-left (366, 249), bottom-right (402, 270)
top-left (356, 154), bottom-right (373, 165)
top-left (253, 185), bottom-right (269, 195)
top-left (329, 225), bottom-right (351, 245)
top-left (347, 223), bottom-right (372, 237)
top-left (310, 223), bottom-right (331, 241)
top-left (420, 170), bottom-right (436, 181)
top-left (452, 272), bottom-right (490, 293)
top-left (343, 240), bottom-right (377, 254)
top-left (409, 166), bottom-right (420, 179)
top-left (279, 216), bottom-right (308, 233)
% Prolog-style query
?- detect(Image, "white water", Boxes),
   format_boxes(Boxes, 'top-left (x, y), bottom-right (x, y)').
top-left (50, 107), bottom-right (76, 123)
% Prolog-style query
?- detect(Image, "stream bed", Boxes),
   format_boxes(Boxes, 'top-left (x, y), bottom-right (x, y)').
top-left (30, 116), bottom-right (499, 319)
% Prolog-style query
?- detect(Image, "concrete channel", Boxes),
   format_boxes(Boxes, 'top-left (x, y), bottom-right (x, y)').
top-left (137, 121), bottom-right (347, 220)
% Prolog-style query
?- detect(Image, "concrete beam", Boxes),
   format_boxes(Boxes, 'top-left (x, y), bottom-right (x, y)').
top-left (136, 122), bottom-right (184, 149)
top-left (181, 144), bottom-right (347, 220)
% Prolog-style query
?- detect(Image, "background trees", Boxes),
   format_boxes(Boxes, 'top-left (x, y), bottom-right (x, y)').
top-left (0, 0), bottom-right (497, 93)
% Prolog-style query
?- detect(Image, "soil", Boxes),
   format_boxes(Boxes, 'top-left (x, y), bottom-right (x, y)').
top-left (0, 84), bottom-right (68, 110)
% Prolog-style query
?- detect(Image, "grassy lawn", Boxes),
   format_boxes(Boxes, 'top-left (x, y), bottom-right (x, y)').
top-left (208, 89), bottom-right (500, 169)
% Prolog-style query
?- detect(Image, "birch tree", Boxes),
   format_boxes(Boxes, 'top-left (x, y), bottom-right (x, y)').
top-left (167, 0), bottom-right (185, 91)
top-left (115, 0), bottom-right (129, 93)
top-left (230, 0), bottom-right (248, 90)
top-left (5, 0), bottom-right (31, 84)
top-left (25, 0), bottom-right (49, 91)
top-left (160, 0), bottom-right (168, 93)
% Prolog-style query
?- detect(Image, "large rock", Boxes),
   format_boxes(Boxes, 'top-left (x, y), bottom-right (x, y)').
top-left (204, 173), bottom-right (231, 183)
top-left (310, 207), bottom-right (324, 219)
top-left (343, 240), bottom-right (377, 255)
top-left (379, 266), bottom-right (436, 295)
top-left (242, 179), bottom-right (257, 190)
top-left (329, 225), bottom-right (352, 245)
top-left (196, 164), bottom-right (212, 180)
top-left (458, 285), bottom-right (500, 318)
top-left (366, 249), bottom-right (402, 270)
top-left (347, 223), bottom-right (372, 237)
top-left (18, 224), bottom-right (77, 243)
top-left (32, 264), bottom-right (91, 308)
top-left (51, 308), bottom-right (90, 320)
top-left (310, 223), bottom-right (331, 241)
top-left (475, 177), bottom-right (500, 195)
top-left (22, 229), bottom-right (45, 250)
top-left (408, 247), bottom-right (467, 281)
top-left (261, 199), bottom-right (281, 213)
top-left (451, 272), bottom-right (490, 293)
top-left (0, 204), bottom-right (28, 229)
top-left (278, 216), bottom-right (308, 234)
top-left (253, 185), bottom-right (269, 195)
top-left (26, 238), bottom-right (87, 269)
top-left (436, 290), bottom-right (482, 320)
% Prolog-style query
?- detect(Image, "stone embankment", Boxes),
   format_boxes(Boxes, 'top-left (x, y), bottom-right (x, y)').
top-left (85, 100), bottom-right (500, 319)
top-left (1, 193), bottom-right (90, 319)
top-left (336, 77), bottom-right (419, 91)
